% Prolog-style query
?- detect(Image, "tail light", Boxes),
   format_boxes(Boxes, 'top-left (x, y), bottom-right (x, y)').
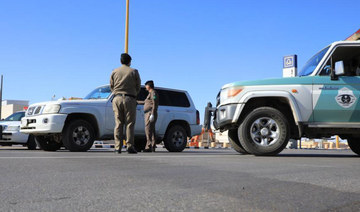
top-left (196, 110), bottom-right (200, 125)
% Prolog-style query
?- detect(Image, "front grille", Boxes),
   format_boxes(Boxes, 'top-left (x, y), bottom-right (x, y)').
top-left (27, 119), bottom-right (36, 124)
top-left (0, 138), bottom-right (10, 140)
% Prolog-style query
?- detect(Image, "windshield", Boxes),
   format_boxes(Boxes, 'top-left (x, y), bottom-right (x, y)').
top-left (4, 112), bottom-right (25, 121)
top-left (298, 46), bottom-right (330, 76)
top-left (84, 86), bottom-right (112, 99)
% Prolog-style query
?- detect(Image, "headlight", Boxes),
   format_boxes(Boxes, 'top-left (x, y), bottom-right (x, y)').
top-left (6, 125), bottom-right (20, 131)
top-left (42, 104), bottom-right (61, 114)
top-left (227, 87), bottom-right (244, 98)
top-left (1, 125), bottom-right (8, 131)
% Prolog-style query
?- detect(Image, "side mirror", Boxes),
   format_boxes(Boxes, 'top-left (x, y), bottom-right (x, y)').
top-left (334, 61), bottom-right (345, 75)
top-left (331, 61), bottom-right (345, 80)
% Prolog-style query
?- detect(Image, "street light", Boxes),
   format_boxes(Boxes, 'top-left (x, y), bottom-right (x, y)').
top-left (124, 0), bottom-right (130, 53)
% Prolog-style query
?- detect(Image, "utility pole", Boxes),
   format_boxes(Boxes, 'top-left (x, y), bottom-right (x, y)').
top-left (124, 0), bottom-right (130, 53)
top-left (0, 75), bottom-right (3, 119)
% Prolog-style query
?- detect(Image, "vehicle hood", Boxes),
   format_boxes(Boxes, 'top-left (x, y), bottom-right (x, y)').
top-left (28, 99), bottom-right (108, 108)
top-left (0, 121), bottom-right (21, 127)
top-left (222, 76), bottom-right (313, 89)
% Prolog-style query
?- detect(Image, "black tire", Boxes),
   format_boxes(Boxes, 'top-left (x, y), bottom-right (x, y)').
top-left (62, 119), bottom-right (95, 152)
top-left (239, 107), bottom-right (290, 156)
top-left (164, 125), bottom-right (187, 152)
top-left (347, 138), bottom-right (360, 156)
top-left (27, 134), bottom-right (37, 150)
top-left (35, 136), bottom-right (62, 151)
top-left (228, 129), bottom-right (249, 154)
top-left (134, 138), bottom-right (146, 152)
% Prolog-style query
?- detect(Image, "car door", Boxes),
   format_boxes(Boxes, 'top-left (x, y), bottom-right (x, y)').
top-left (105, 96), bottom-right (116, 132)
top-left (134, 88), bottom-right (147, 135)
top-left (155, 89), bottom-right (192, 135)
top-left (312, 75), bottom-right (360, 123)
top-left (156, 89), bottom-right (173, 135)
top-left (105, 92), bottom-right (146, 135)
top-left (135, 104), bottom-right (145, 135)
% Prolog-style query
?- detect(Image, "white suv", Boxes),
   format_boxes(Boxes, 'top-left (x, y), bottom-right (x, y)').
top-left (20, 85), bottom-right (202, 152)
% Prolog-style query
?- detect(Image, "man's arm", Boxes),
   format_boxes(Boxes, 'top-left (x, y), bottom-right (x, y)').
top-left (134, 69), bottom-right (141, 94)
top-left (151, 91), bottom-right (158, 115)
top-left (110, 71), bottom-right (114, 92)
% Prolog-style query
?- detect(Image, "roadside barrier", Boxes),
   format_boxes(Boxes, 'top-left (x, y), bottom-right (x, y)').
top-left (187, 141), bottom-right (231, 149)
top-left (91, 140), bottom-right (349, 150)
top-left (91, 140), bottom-right (232, 150)
top-left (299, 140), bottom-right (349, 150)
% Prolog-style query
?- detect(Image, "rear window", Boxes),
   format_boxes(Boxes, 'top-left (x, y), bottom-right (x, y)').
top-left (137, 88), bottom-right (190, 107)
top-left (158, 90), bottom-right (190, 107)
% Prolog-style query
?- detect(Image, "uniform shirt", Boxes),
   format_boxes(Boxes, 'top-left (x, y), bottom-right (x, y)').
top-left (110, 65), bottom-right (141, 97)
top-left (144, 90), bottom-right (159, 115)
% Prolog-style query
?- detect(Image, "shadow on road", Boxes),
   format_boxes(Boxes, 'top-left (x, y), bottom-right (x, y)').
top-left (276, 153), bottom-right (358, 158)
top-left (1, 147), bottom-right (358, 158)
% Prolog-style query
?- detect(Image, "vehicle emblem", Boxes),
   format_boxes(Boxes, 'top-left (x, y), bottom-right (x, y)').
top-left (335, 87), bottom-right (356, 108)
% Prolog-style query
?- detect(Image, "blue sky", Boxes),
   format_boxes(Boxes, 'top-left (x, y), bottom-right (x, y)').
top-left (0, 0), bottom-right (359, 119)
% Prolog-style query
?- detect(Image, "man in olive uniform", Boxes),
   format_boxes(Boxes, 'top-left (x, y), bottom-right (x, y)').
top-left (143, 80), bottom-right (159, 152)
top-left (110, 53), bottom-right (141, 154)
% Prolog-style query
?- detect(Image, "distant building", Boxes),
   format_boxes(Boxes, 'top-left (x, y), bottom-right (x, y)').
top-left (1, 100), bottom-right (29, 119)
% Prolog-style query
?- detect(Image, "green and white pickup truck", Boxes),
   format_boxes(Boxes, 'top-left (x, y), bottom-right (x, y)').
top-left (208, 40), bottom-right (360, 156)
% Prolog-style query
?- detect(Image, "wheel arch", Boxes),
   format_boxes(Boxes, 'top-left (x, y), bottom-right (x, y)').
top-left (238, 95), bottom-right (302, 139)
top-left (164, 120), bottom-right (191, 139)
top-left (64, 113), bottom-right (100, 139)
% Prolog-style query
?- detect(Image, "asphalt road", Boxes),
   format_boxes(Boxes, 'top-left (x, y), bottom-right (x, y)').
top-left (0, 147), bottom-right (359, 212)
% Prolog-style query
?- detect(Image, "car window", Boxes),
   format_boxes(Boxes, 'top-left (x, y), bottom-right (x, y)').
top-left (137, 87), bottom-right (148, 101)
top-left (84, 86), bottom-right (112, 99)
top-left (299, 46), bottom-right (330, 76)
top-left (157, 90), bottom-right (190, 107)
top-left (319, 64), bottom-right (331, 76)
top-left (4, 112), bottom-right (25, 121)
top-left (319, 46), bottom-right (360, 76)
top-left (157, 90), bottom-right (172, 106)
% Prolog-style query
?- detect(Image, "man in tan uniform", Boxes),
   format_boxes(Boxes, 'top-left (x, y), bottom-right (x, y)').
top-left (143, 80), bottom-right (159, 152)
top-left (110, 53), bottom-right (141, 154)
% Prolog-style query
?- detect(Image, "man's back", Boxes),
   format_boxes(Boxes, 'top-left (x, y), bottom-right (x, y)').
top-left (110, 65), bottom-right (141, 97)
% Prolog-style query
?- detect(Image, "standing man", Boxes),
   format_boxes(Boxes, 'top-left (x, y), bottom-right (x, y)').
top-left (110, 53), bottom-right (141, 154)
top-left (143, 80), bottom-right (159, 152)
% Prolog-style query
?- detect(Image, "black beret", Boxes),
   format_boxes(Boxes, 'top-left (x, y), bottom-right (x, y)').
top-left (145, 80), bottom-right (154, 88)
